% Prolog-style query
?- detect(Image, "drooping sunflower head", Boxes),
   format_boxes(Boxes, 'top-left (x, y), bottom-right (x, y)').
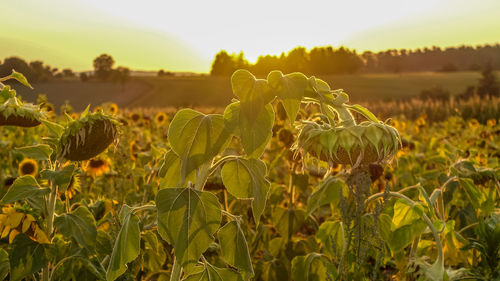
top-left (83, 157), bottom-right (110, 176)
top-left (0, 93), bottom-right (45, 128)
top-left (294, 120), bottom-right (399, 166)
top-left (18, 159), bottom-right (38, 176)
top-left (59, 107), bottom-right (118, 161)
top-left (154, 112), bottom-right (168, 126)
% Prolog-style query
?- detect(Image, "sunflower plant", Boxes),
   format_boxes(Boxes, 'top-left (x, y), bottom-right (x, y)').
top-left (1, 69), bottom-right (489, 281)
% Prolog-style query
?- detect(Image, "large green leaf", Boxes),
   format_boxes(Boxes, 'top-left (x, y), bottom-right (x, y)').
top-left (9, 234), bottom-right (51, 281)
top-left (15, 144), bottom-right (53, 161)
top-left (221, 157), bottom-right (270, 224)
top-left (392, 200), bottom-right (422, 229)
top-left (223, 101), bottom-right (274, 158)
top-left (218, 221), bottom-right (254, 279)
top-left (168, 109), bottom-right (231, 183)
top-left (54, 206), bottom-right (97, 250)
top-left (40, 164), bottom-right (76, 191)
top-left (156, 187), bottom-right (222, 273)
top-left (183, 263), bottom-right (244, 281)
top-left (0, 249), bottom-right (9, 281)
top-left (306, 177), bottom-right (347, 216)
top-left (267, 71), bottom-right (308, 123)
top-left (158, 150), bottom-right (196, 187)
top-left (142, 231), bottom-right (166, 273)
top-left (0, 176), bottom-right (49, 204)
top-left (106, 206), bottom-right (141, 281)
top-left (231, 69), bottom-right (274, 110)
top-left (272, 207), bottom-right (306, 242)
top-left (458, 178), bottom-right (483, 209)
top-left (315, 221), bottom-right (345, 259)
top-left (291, 253), bottom-right (335, 281)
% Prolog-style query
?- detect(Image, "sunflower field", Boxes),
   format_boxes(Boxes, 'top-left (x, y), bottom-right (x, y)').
top-left (0, 69), bottom-right (499, 281)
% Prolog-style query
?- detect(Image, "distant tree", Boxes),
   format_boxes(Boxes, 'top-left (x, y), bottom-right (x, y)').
top-left (158, 69), bottom-right (174, 77)
top-left (0, 57), bottom-right (35, 81)
top-left (112, 66), bottom-right (130, 86)
top-left (62, 68), bottom-right (75, 77)
top-left (93, 54), bottom-right (115, 81)
top-left (210, 50), bottom-right (236, 76)
top-left (80, 72), bottom-right (89, 82)
top-left (477, 63), bottom-right (499, 96)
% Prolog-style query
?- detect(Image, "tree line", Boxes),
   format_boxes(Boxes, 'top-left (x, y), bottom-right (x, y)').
top-left (0, 54), bottom-right (130, 84)
top-left (210, 44), bottom-right (500, 76)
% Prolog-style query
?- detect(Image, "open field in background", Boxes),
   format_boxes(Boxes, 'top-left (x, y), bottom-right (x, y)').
top-left (14, 71), bottom-right (497, 112)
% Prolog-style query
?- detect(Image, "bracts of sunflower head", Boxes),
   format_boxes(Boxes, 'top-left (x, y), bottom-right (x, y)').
top-left (293, 120), bottom-right (400, 167)
top-left (58, 108), bottom-right (119, 161)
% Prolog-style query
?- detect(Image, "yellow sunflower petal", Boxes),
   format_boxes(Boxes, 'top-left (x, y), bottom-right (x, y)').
top-left (6, 212), bottom-right (24, 228)
top-left (9, 229), bottom-right (20, 243)
top-left (22, 214), bottom-right (35, 233)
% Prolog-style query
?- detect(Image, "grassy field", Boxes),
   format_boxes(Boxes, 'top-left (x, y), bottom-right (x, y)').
top-left (14, 71), bottom-right (493, 111)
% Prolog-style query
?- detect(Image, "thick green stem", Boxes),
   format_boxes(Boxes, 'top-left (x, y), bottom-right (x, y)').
top-left (170, 258), bottom-right (182, 281)
top-left (43, 173), bottom-right (59, 281)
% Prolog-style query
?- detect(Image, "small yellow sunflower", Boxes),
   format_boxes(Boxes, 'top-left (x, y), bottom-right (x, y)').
top-left (129, 140), bottom-right (140, 160)
top-left (129, 112), bottom-right (141, 123)
top-left (487, 119), bottom-right (497, 127)
top-left (468, 118), bottom-right (480, 129)
top-left (70, 113), bottom-right (79, 120)
top-left (83, 157), bottom-right (110, 176)
top-left (155, 112), bottom-right (168, 126)
top-left (93, 106), bottom-right (103, 113)
top-left (18, 159), bottom-right (38, 176)
top-left (0, 206), bottom-right (49, 243)
top-left (108, 103), bottom-right (119, 115)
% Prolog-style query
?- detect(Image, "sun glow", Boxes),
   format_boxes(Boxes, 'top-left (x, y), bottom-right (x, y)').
top-left (1, 0), bottom-right (499, 72)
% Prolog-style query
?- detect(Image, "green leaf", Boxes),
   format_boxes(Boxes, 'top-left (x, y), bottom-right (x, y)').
top-left (272, 207), bottom-right (306, 242)
top-left (143, 232), bottom-right (167, 273)
top-left (291, 253), bottom-right (335, 281)
top-left (11, 70), bottom-right (33, 89)
top-left (15, 144), bottom-right (53, 161)
top-left (221, 157), bottom-right (270, 224)
top-left (458, 178), bottom-right (483, 209)
top-left (346, 104), bottom-right (379, 122)
top-left (0, 249), bottom-right (9, 281)
top-left (156, 187), bottom-right (222, 273)
top-left (54, 206), bottom-right (98, 250)
top-left (0, 86), bottom-right (16, 103)
top-left (0, 176), bottom-right (50, 204)
top-left (223, 101), bottom-right (274, 158)
top-left (183, 263), bottom-right (244, 281)
top-left (158, 150), bottom-right (196, 187)
top-left (315, 221), bottom-right (345, 259)
top-left (306, 178), bottom-right (347, 216)
top-left (40, 164), bottom-right (76, 191)
top-left (106, 206), bottom-right (141, 281)
top-left (41, 120), bottom-right (65, 138)
top-left (392, 200), bottom-right (421, 229)
top-left (231, 69), bottom-right (274, 108)
top-left (168, 109), bottom-right (231, 183)
top-left (218, 221), bottom-right (254, 279)
top-left (267, 71), bottom-right (308, 123)
top-left (9, 234), bottom-right (51, 281)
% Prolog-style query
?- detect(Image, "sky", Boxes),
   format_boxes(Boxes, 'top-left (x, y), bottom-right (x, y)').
top-left (1, 0), bottom-right (500, 73)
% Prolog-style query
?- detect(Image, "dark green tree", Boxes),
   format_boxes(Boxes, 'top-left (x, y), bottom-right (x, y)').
top-left (477, 63), bottom-right (499, 97)
top-left (93, 54), bottom-right (115, 81)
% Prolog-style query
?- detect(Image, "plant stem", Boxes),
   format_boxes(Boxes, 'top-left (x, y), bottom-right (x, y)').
top-left (365, 191), bottom-right (444, 269)
top-left (170, 258), bottom-right (182, 281)
top-left (43, 164), bottom-right (59, 281)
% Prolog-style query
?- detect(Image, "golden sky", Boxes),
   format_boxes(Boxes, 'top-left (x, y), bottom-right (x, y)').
top-left (2, 0), bottom-right (499, 73)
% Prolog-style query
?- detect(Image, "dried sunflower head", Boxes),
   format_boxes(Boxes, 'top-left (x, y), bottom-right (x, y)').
top-left (0, 86), bottom-right (44, 127)
top-left (294, 120), bottom-right (399, 166)
top-left (59, 107), bottom-right (118, 161)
